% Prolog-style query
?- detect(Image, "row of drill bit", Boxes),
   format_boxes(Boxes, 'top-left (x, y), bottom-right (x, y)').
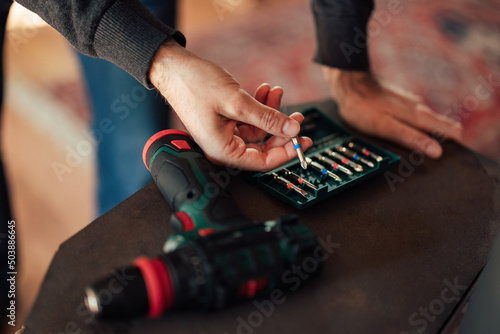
top-left (273, 141), bottom-right (384, 199)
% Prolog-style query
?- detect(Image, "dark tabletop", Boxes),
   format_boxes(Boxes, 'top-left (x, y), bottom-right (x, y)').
top-left (23, 100), bottom-right (500, 334)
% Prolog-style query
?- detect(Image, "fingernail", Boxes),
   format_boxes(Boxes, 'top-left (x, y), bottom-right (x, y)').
top-left (282, 119), bottom-right (300, 136)
top-left (424, 143), bottom-right (442, 159)
top-left (289, 112), bottom-right (304, 122)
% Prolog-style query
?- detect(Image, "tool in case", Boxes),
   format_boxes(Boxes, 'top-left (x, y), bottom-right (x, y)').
top-left (246, 107), bottom-right (400, 209)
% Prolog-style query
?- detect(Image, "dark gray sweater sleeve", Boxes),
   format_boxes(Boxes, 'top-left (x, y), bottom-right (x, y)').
top-left (311, 0), bottom-right (374, 71)
top-left (16, 0), bottom-right (186, 87)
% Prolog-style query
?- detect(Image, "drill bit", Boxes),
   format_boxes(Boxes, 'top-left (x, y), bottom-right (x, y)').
top-left (282, 168), bottom-right (318, 190)
top-left (305, 158), bottom-right (342, 182)
top-left (347, 142), bottom-right (383, 162)
top-left (271, 172), bottom-right (310, 198)
top-left (314, 154), bottom-right (353, 176)
top-left (292, 137), bottom-right (307, 170)
top-left (324, 148), bottom-right (363, 172)
top-left (335, 145), bottom-right (375, 168)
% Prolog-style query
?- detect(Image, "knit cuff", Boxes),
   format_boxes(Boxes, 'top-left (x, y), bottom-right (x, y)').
top-left (94, 0), bottom-right (186, 88)
top-left (312, 1), bottom-right (372, 71)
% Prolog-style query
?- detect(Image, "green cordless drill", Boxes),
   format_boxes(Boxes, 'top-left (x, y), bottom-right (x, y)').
top-left (84, 130), bottom-right (323, 319)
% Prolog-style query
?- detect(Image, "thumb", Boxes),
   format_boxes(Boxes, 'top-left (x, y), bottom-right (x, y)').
top-left (231, 94), bottom-right (300, 137)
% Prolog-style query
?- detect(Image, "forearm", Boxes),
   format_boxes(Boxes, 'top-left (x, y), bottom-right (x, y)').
top-left (311, 0), bottom-right (374, 70)
top-left (16, 0), bottom-right (185, 87)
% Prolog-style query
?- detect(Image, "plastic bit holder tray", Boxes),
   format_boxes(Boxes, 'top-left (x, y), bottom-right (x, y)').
top-left (244, 107), bottom-right (400, 209)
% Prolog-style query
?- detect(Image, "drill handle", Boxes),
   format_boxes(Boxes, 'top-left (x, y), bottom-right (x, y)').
top-left (143, 130), bottom-right (250, 234)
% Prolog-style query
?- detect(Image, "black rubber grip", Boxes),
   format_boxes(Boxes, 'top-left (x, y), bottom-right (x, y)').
top-left (145, 131), bottom-right (249, 228)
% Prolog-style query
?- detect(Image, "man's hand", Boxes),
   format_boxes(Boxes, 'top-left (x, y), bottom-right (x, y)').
top-left (322, 67), bottom-right (463, 159)
top-left (149, 41), bottom-right (311, 171)
top-left (239, 83), bottom-right (312, 157)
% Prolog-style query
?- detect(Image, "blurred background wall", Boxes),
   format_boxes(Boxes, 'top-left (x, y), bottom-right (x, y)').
top-left (1, 0), bottom-right (499, 330)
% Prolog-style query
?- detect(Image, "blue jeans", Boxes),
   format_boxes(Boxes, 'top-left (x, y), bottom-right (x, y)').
top-left (78, 0), bottom-right (177, 215)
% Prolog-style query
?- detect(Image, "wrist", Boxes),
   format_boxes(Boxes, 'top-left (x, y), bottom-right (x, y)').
top-left (322, 67), bottom-right (377, 104)
top-left (148, 40), bottom-right (195, 92)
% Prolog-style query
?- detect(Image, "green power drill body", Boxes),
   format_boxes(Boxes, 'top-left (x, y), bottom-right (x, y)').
top-left (84, 130), bottom-right (323, 319)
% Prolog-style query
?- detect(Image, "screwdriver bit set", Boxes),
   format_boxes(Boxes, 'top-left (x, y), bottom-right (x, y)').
top-left (246, 107), bottom-right (400, 209)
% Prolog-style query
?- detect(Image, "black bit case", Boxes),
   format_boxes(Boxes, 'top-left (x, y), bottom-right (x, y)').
top-left (244, 107), bottom-right (400, 209)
